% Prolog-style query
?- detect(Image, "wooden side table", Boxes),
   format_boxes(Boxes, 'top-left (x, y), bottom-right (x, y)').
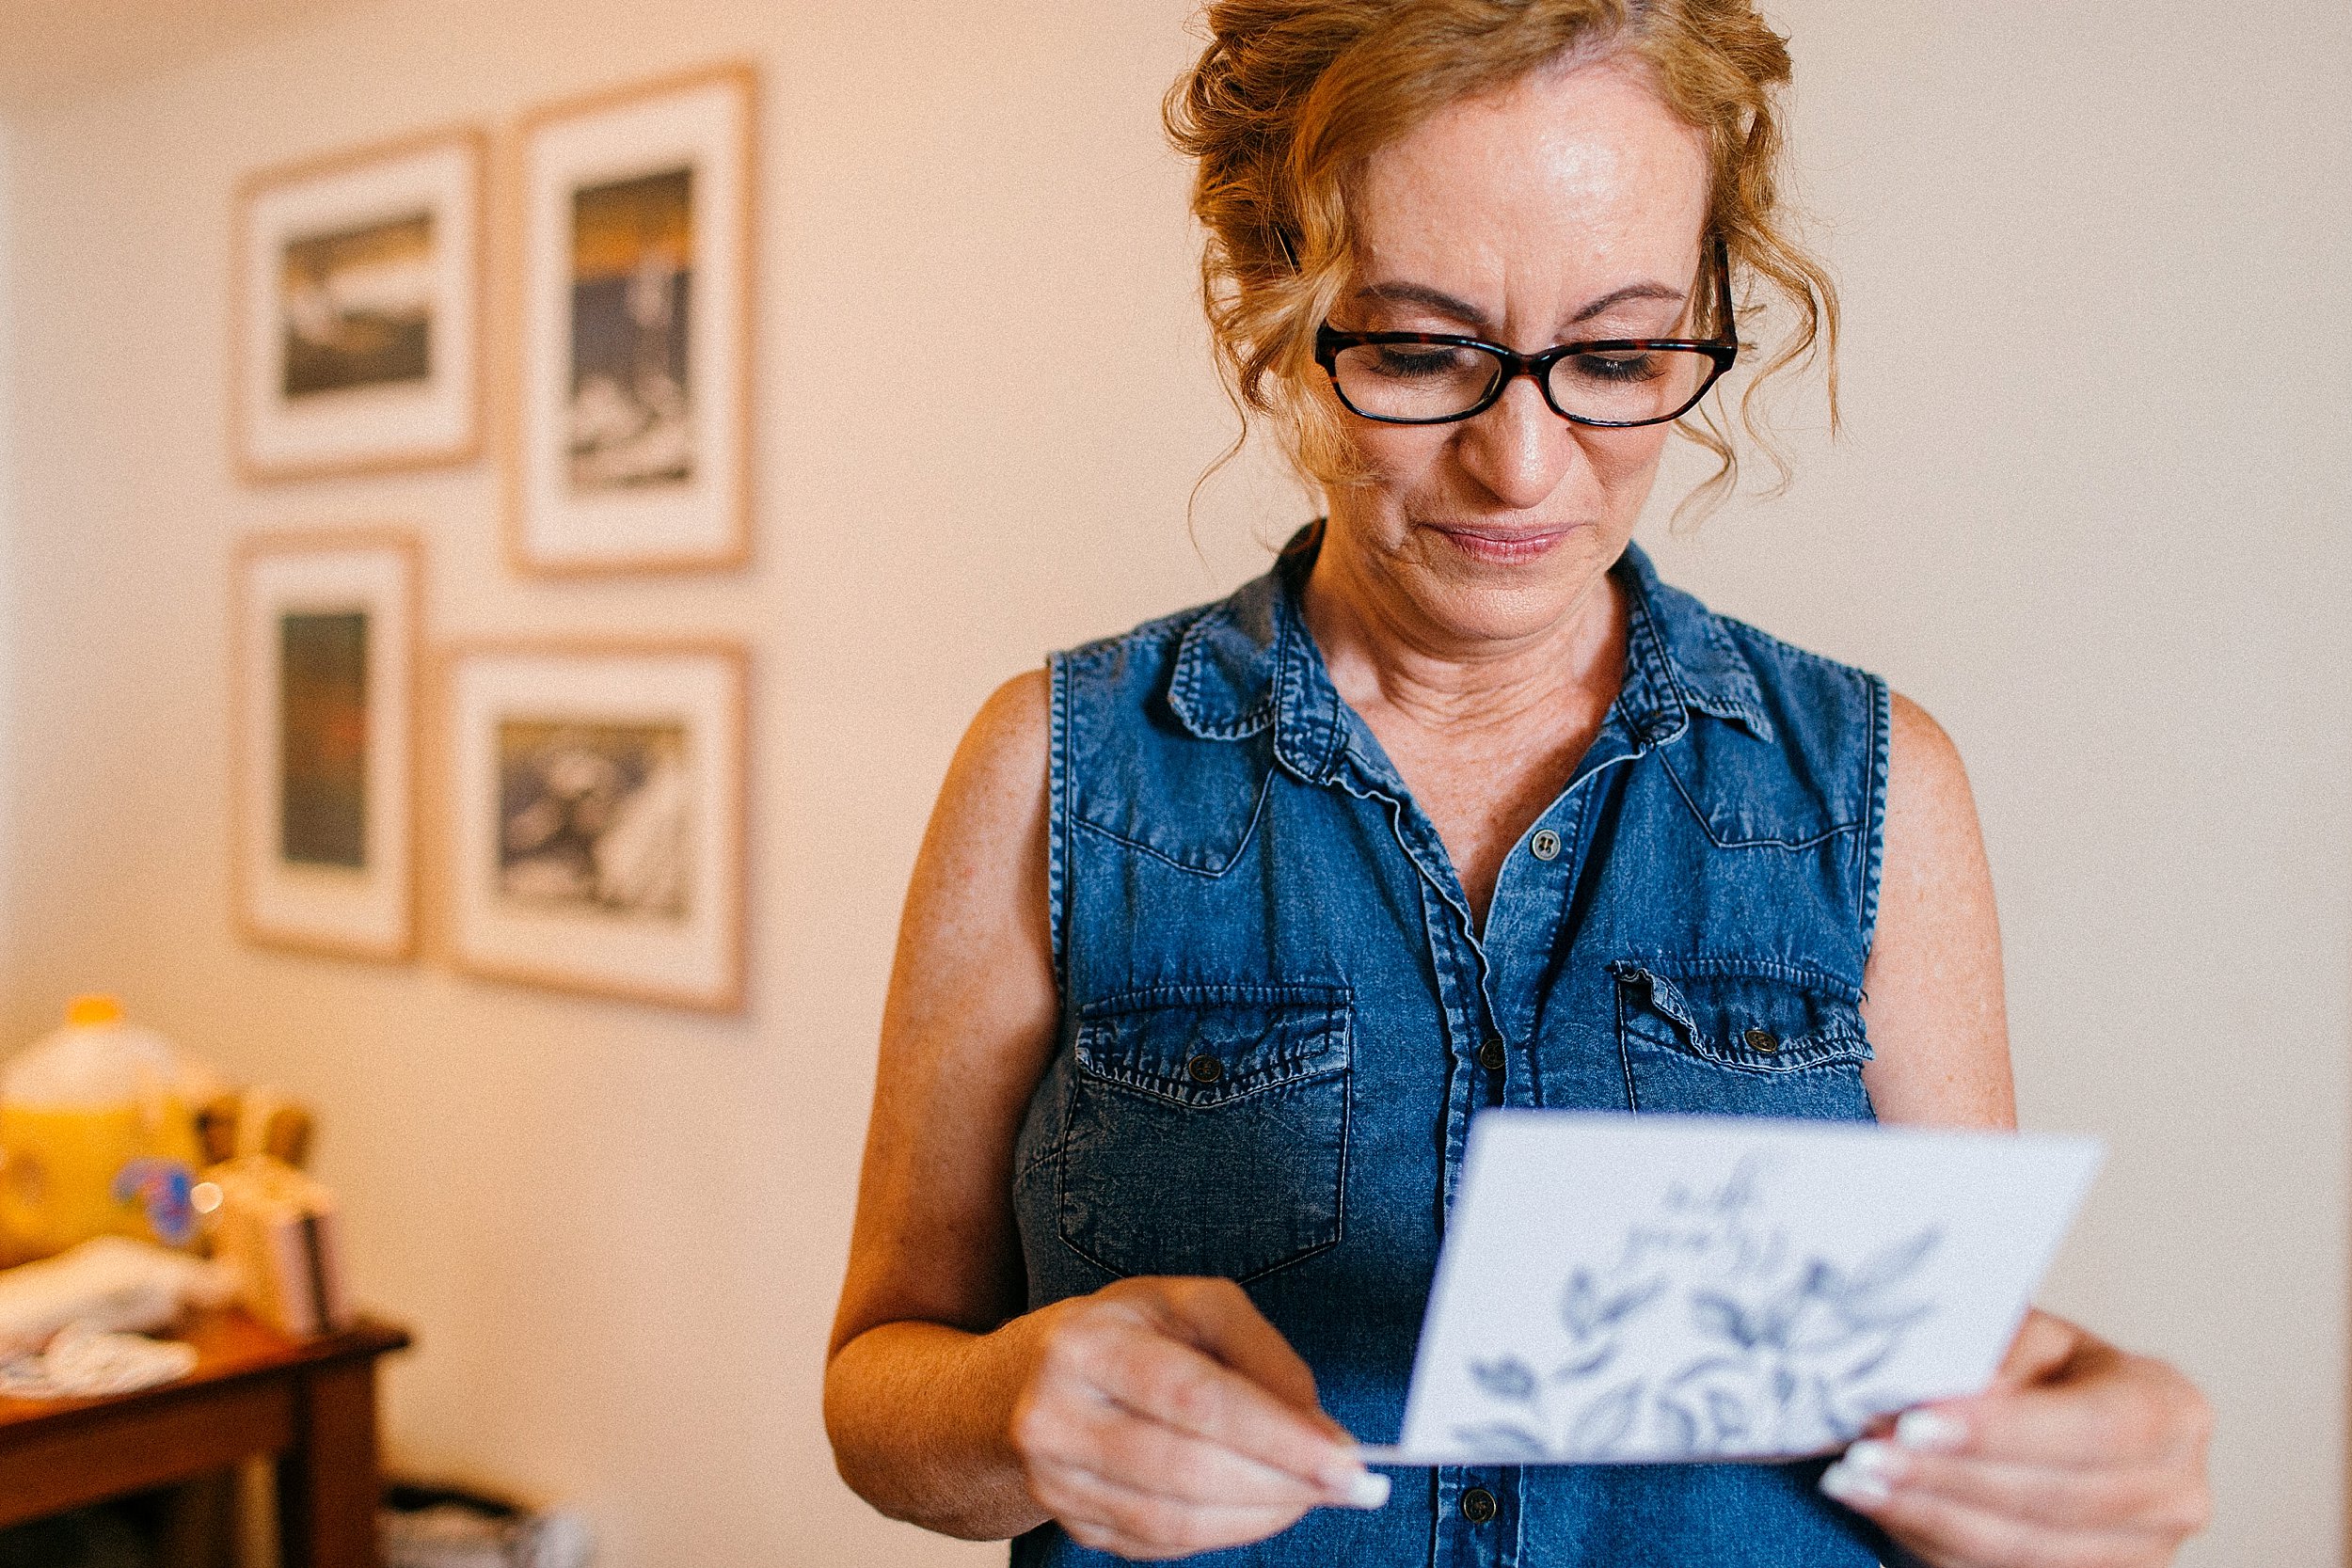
top-left (0, 1308), bottom-right (412, 1568)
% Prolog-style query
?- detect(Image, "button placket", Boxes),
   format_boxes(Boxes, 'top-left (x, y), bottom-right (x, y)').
top-left (1435, 1468), bottom-right (1516, 1568)
top-left (1409, 870), bottom-right (1495, 1215)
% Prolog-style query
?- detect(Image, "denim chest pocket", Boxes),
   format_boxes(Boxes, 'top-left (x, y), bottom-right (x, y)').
top-left (1611, 959), bottom-right (1876, 1122)
top-left (1057, 986), bottom-right (1350, 1283)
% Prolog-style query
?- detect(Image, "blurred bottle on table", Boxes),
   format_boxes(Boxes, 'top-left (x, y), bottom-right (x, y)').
top-left (0, 996), bottom-right (218, 1263)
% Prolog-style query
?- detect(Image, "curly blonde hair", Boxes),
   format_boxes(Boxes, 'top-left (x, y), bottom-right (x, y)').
top-left (1166, 0), bottom-right (1838, 519)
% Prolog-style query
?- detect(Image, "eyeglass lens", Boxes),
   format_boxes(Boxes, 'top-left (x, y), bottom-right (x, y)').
top-left (1329, 341), bottom-right (1716, 425)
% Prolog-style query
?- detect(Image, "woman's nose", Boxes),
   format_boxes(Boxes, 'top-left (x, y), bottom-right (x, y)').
top-left (1450, 374), bottom-right (1578, 511)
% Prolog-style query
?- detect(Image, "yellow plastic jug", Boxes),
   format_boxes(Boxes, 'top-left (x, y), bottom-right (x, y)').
top-left (0, 997), bottom-right (216, 1262)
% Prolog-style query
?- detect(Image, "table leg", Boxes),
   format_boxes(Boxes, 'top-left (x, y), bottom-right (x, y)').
top-left (160, 1476), bottom-right (240, 1568)
top-left (275, 1360), bottom-right (379, 1568)
top-left (161, 1469), bottom-right (237, 1568)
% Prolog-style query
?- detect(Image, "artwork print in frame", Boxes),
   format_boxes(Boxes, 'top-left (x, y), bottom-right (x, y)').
top-left (447, 641), bottom-right (747, 1011)
top-left (234, 128), bottom-right (485, 482)
top-left (514, 63), bottom-right (755, 575)
top-left (233, 531), bottom-right (420, 960)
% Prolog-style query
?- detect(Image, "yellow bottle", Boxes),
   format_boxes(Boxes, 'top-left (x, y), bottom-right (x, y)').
top-left (0, 996), bottom-right (215, 1261)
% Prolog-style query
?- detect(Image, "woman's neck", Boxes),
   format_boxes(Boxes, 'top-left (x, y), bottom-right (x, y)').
top-left (1300, 528), bottom-right (1629, 741)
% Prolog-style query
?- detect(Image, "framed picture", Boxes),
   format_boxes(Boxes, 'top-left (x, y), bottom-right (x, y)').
top-left (445, 641), bottom-right (747, 1011)
top-left (233, 531), bottom-right (420, 959)
top-left (513, 62), bottom-right (755, 576)
top-left (233, 127), bottom-right (485, 482)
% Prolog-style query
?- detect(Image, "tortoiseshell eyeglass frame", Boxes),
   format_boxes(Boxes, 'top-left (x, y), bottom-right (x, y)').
top-left (1312, 234), bottom-right (1740, 429)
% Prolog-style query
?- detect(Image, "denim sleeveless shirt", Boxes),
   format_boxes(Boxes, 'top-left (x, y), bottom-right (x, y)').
top-left (1011, 531), bottom-right (1897, 1567)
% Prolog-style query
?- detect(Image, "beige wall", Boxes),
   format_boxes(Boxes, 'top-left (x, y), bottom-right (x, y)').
top-left (0, 125), bottom-right (14, 1006)
top-left (0, 122), bottom-right (13, 993)
top-left (0, 3), bottom-right (2344, 1565)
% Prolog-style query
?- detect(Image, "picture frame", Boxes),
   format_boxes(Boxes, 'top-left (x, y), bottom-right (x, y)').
top-left (512, 62), bottom-right (755, 576)
top-left (444, 641), bottom-right (748, 1012)
top-left (232, 530), bottom-right (421, 960)
top-left (233, 127), bottom-right (485, 483)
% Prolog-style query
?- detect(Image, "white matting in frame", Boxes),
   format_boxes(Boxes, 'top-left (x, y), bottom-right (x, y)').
top-left (234, 531), bottom-right (419, 959)
top-left (447, 642), bottom-right (747, 1011)
top-left (234, 128), bottom-right (485, 482)
top-left (514, 62), bottom-right (755, 575)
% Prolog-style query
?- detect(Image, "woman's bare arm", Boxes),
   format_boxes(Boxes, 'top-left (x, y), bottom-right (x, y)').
top-left (824, 671), bottom-right (1375, 1550)
top-left (1859, 691), bottom-right (2017, 1129)
top-left (1842, 693), bottom-right (2209, 1565)
top-left (825, 670), bottom-right (1063, 1536)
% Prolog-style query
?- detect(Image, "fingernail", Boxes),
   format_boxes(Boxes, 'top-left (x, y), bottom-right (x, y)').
top-left (1819, 1460), bottom-right (1890, 1507)
top-left (1317, 1448), bottom-right (1383, 1504)
top-left (1895, 1409), bottom-right (1968, 1454)
top-left (1841, 1439), bottom-right (1909, 1484)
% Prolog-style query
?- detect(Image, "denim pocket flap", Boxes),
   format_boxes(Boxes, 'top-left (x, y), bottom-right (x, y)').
top-left (1060, 984), bottom-right (1352, 1282)
top-left (1074, 985), bottom-right (1352, 1106)
top-left (1609, 959), bottom-right (1871, 1073)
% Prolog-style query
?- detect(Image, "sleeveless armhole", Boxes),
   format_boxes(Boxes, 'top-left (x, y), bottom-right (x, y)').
top-left (1857, 673), bottom-right (1892, 960)
top-left (1046, 651), bottom-right (1073, 1001)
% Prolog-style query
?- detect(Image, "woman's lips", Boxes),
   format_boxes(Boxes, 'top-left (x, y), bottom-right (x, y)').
top-left (1425, 524), bottom-right (1575, 565)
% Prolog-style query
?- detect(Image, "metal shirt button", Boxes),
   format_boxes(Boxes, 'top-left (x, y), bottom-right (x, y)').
top-left (1459, 1486), bottom-right (1498, 1523)
top-left (1743, 1027), bottom-right (1779, 1054)
top-left (1529, 829), bottom-right (1562, 862)
top-left (1477, 1037), bottom-right (1507, 1072)
top-left (1186, 1054), bottom-right (1223, 1085)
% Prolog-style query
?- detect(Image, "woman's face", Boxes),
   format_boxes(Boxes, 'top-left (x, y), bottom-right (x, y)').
top-left (1321, 57), bottom-right (1713, 643)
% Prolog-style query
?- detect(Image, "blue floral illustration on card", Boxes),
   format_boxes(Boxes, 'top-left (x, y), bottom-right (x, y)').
top-left (1451, 1156), bottom-right (1942, 1460)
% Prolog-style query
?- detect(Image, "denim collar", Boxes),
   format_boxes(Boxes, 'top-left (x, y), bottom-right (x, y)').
top-left (1164, 524), bottom-right (1775, 784)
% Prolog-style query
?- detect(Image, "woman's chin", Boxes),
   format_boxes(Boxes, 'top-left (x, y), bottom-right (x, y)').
top-left (1397, 575), bottom-right (1598, 649)
top-left (1388, 526), bottom-right (1612, 630)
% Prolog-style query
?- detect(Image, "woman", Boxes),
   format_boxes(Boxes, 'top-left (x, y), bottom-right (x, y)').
top-left (826, 2), bottom-right (2212, 1563)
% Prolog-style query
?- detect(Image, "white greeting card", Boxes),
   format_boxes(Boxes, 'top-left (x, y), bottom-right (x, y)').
top-left (1360, 1113), bottom-right (2102, 1465)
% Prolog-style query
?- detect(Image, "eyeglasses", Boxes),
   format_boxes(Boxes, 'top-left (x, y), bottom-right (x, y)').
top-left (1313, 235), bottom-right (1739, 428)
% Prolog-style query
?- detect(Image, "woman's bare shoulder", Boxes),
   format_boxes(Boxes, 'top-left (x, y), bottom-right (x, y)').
top-left (1885, 691), bottom-right (1971, 830)
top-left (898, 669), bottom-right (1053, 974)
top-left (1862, 691), bottom-right (2016, 1128)
top-left (944, 669), bottom-right (1049, 824)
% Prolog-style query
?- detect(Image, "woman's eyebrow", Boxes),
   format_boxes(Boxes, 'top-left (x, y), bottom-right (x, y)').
top-left (1348, 279), bottom-right (1691, 334)
top-left (1350, 281), bottom-right (1496, 332)
top-left (1567, 282), bottom-right (1687, 325)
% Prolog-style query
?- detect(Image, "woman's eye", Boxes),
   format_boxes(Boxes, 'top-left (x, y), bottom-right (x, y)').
top-left (1569, 351), bottom-right (1663, 384)
top-left (1371, 345), bottom-right (1471, 380)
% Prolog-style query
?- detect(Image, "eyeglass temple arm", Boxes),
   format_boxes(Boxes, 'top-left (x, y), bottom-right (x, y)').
top-left (1712, 233), bottom-right (1738, 349)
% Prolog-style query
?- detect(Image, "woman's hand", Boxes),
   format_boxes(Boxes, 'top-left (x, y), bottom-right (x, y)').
top-left (1820, 1308), bottom-right (2211, 1567)
top-left (1005, 1275), bottom-right (1389, 1559)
